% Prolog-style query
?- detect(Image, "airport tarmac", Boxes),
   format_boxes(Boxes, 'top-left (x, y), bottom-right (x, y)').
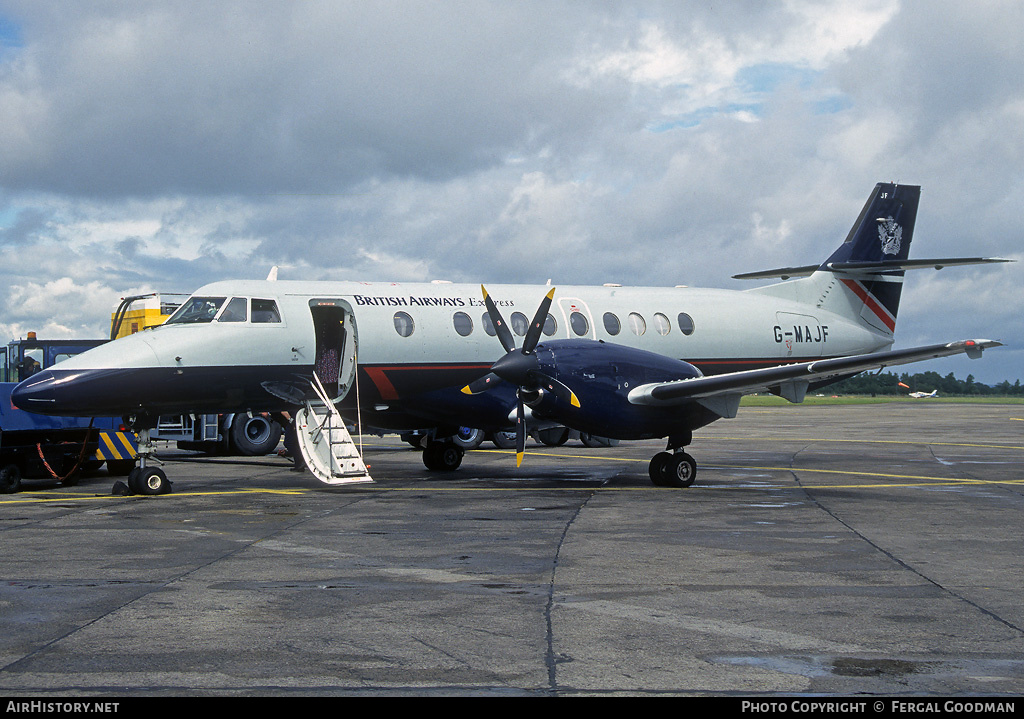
top-left (1, 402), bottom-right (1022, 697)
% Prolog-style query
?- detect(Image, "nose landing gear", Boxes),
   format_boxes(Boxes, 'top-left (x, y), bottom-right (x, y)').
top-left (113, 422), bottom-right (171, 496)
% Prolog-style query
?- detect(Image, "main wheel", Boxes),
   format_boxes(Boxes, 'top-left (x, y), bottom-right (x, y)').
top-left (453, 427), bottom-right (485, 450)
top-left (490, 431), bottom-right (517, 449)
top-left (662, 453), bottom-right (697, 488)
top-left (128, 467), bottom-right (171, 495)
top-left (536, 427), bottom-right (570, 447)
top-left (648, 452), bottom-right (673, 486)
top-left (423, 443), bottom-right (464, 472)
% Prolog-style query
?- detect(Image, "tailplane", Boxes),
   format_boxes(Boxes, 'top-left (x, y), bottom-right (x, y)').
top-left (736, 182), bottom-right (1011, 337)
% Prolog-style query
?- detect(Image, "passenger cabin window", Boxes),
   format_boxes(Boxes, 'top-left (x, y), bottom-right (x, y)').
top-left (219, 297), bottom-right (248, 322)
top-left (628, 312), bottom-right (646, 336)
top-left (654, 313), bottom-right (671, 336)
top-left (251, 299), bottom-right (281, 323)
top-left (511, 312), bottom-right (528, 336)
top-left (678, 312), bottom-right (695, 335)
top-left (482, 313), bottom-right (496, 337)
top-left (453, 312), bottom-right (473, 337)
top-left (570, 312), bottom-right (589, 336)
top-left (603, 312), bottom-right (620, 335)
top-left (542, 314), bottom-right (557, 336)
top-left (394, 311), bottom-right (415, 337)
top-left (166, 297), bottom-right (226, 324)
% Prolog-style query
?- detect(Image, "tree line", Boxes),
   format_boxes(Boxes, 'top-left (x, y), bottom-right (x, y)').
top-left (823, 370), bottom-right (1023, 397)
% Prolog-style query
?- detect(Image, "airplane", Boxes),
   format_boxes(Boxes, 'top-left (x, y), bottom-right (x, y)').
top-left (909, 390), bottom-right (939, 398)
top-left (11, 182), bottom-right (1010, 494)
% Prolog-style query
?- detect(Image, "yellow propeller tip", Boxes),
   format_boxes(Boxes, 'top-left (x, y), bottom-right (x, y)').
top-left (570, 393), bottom-right (581, 408)
top-left (460, 385), bottom-right (473, 395)
top-left (516, 452), bottom-right (524, 467)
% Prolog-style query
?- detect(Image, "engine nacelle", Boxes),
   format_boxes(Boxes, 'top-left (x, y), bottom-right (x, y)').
top-left (527, 340), bottom-right (707, 440)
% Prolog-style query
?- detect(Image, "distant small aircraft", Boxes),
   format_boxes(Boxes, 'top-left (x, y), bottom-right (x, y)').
top-left (909, 390), bottom-right (939, 398)
top-left (12, 182), bottom-right (1010, 494)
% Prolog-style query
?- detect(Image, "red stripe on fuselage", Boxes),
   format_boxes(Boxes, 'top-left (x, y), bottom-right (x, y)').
top-left (363, 364), bottom-right (491, 400)
top-left (840, 279), bottom-right (896, 332)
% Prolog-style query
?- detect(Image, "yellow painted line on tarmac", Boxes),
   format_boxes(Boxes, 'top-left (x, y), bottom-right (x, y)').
top-left (0, 487), bottom-right (311, 505)
top-left (699, 436), bottom-right (1024, 450)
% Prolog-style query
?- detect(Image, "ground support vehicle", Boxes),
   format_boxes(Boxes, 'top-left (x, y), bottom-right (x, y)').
top-left (1, 336), bottom-right (137, 493)
top-left (153, 412), bottom-right (283, 456)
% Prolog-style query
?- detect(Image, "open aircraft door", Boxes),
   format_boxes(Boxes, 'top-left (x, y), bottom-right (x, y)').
top-left (295, 299), bottom-right (373, 486)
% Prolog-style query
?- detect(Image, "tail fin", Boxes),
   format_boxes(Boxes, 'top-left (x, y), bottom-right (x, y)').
top-left (822, 183), bottom-right (920, 267)
top-left (823, 183), bottom-right (920, 335)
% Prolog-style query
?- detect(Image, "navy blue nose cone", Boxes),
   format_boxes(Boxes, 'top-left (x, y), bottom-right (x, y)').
top-left (11, 370), bottom-right (61, 412)
top-left (11, 368), bottom-right (125, 417)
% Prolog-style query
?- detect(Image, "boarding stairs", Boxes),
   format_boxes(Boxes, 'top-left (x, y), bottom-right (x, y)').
top-left (295, 373), bottom-right (373, 486)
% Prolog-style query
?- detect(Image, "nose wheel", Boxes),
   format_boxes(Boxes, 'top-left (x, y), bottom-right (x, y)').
top-left (126, 466), bottom-right (170, 495)
top-left (113, 423), bottom-right (172, 495)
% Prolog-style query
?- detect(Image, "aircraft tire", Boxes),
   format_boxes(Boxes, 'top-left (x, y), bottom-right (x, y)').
top-left (128, 467), bottom-right (171, 495)
top-left (230, 415), bottom-right (283, 456)
top-left (453, 427), bottom-right (485, 450)
top-left (536, 427), bottom-right (570, 447)
top-left (0, 464), bottom-right (22, 494)
top-left (648, 452), bottom-right (673, 486)
top-left (663, 453), bottom-right (697, 488)
top-left (580, 433), bottom-right (619, 448)
top-left (490, 431), bottom-right (517, 449)
top-left (423, 443), bottom-right (464, 472)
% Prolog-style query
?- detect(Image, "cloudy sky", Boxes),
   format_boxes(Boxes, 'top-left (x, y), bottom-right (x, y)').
top-left (0, 0), bottom-right (1020, 384)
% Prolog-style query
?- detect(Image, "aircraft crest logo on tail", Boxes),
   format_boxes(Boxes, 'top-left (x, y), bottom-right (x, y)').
top-left (879, 216), bottom-right (903, 256)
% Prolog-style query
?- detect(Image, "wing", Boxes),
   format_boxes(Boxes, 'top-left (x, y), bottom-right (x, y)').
top-left (627, 339), bottom-right (1002, 418)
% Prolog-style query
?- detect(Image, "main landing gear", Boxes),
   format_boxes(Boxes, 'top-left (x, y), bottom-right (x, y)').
top-left (422, 440), bottom-right (465, 472)
top-left (113, 422), bottom-right (172, 496)
top-left (648, 431), bottom-right (697, 488)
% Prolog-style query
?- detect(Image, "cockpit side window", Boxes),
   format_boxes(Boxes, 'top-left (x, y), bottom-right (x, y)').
top-left (166, 297), bottom-right (227, 324)
top-left (218, 297), bottom-right (248, 322)
top-left (251, 299), bottom-right (282, 323)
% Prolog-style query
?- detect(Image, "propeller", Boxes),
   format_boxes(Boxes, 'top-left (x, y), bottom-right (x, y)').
top-left (462, 286), bottom-right (580, 466)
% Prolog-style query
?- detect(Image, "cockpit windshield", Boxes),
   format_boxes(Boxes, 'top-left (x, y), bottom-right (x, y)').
top-left (165, 297), bottom-right (227, 324)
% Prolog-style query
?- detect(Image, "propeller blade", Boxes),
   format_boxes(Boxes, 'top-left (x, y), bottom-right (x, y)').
top-left (515, 399), bottom-right (526, 467)
top-left (482, 285), bottom-right (516, 354)
top-left (461, 372), bottom-right (503, 395)
top-left (522, 287), bottom-right (555, 355)
top-left (532, 371), bottom-right (581, 408)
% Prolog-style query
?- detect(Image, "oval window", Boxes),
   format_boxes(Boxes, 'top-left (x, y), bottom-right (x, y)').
top-left (510, 312), bottom-right (528, 336)
top-left (542, 313), bottom-right (557, 336)
top-left (628, 312), bottom-right (646, 336)
top-left (453, 311), bottom-right (473, 337)
top-left (603, 312), bottom-right (620, 335)
top-left (394, 311), bottom-right (415, 337)
top-left (654, 313), bottom-right (671, 336)
top-left (481, 312), bottom-right (496, 336)
top-left (678, 312), bottom-right (695, 336)
top-left (570, 312), bottom-right (589, 336)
